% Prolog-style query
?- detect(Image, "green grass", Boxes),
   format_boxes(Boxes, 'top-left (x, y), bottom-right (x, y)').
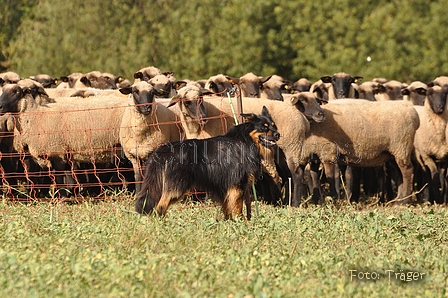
top-left (0, 197), bottom-right (447, 297)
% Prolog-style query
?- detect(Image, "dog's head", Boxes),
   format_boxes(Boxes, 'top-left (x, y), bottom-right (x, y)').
top-left (241, 106), bottom-right (280, 148)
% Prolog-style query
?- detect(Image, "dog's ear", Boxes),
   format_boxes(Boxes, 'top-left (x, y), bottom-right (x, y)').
top-left (241, 112), bottom-right (258, 122)
top-left (261, 105), bottom-right (271, 118)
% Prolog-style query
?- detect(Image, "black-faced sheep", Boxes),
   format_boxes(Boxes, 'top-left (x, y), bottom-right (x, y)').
top-left (231, 72), bottom-right (272, 98)
top-left (292, 78), bottom-right (312, 93)
top-left (133, 66), bottom-right (163, 83)
top-left (0, 72), bottom-right (21, 86)
top-left (204, 74), bottom-right (236, 95)
top-left (401, 81), bottom-right (427, 106)
top-left (413, 85), bottom-right (448, 203)
top-left (355, 81), bottom-right (386, 101)
top-left (319, 72), bottom-right (363, 100)
top-left (427, 76), bottom-right (448, 88)
top-left (73, 71), bottom-right (117, 89)
top-left (260, 75), bottom-right (292, 101)
top-left (57, 72), bottom-right (84, 89)
top-left (119, 81), bottom-right (182, 193)
top-left (375, 80), bottom-right (406, 101)
top-left (17, 79), bottom-right (55, 105)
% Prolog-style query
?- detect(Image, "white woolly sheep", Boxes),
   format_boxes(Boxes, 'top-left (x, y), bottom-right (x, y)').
top-left (119, 81), bottom-right (182, 193)
top-left (302, 99), bottom-right (420, 204)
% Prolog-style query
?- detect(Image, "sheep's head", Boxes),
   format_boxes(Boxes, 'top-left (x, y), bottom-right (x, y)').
top-left (356, 81), bottom-right (386, 101)
top-left (401, 81), bottom-right (427, 106)
top-left (260, 75), bottom-right (290, 101)
top-left (427, 86), bottom-right (448, 114)
top-left (149, 74), bottom-right (174, 98)
top-left (59, 72), bottom-right (83, 88)
top-left (133, 66), bottom-right (162, 83)
top-left (205, 74), bottom-right (235, 95)
top-left (120, 82), bottom-right (156, 115)
top-left (30, 74), bottom-right (56, 88)
top-left (79, 71), bottom-right (117, 89)
top-left (168, 86), bottom-right (210, 125)
top-left (292, 78), bottom-right (312, 93)
top-left (236, 72), bottom-right (269, 98)
top-left (321, 72), bottom-right (363, 99)
top-left (0, 84), bottom-right (29, 114)
top-left (0, 71), bottom-right (21, 86)
top-left (290, 92), bottom-right (325, 123)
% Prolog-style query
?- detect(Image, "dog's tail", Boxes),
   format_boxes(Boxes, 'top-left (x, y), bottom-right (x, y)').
top-left (135, 161), bottom-right (162, 215)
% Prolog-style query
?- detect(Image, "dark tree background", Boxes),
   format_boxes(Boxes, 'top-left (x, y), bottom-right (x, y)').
top-left (2, 0), bottom-right (448, 83)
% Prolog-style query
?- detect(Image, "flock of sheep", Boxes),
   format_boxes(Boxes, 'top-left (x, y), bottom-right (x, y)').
top-left (0, 67), bottom-right (447, 207)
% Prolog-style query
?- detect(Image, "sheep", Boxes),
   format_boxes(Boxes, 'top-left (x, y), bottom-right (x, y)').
top-left (292, 78), bottom-right (312, 93)
top-left (302, 99), bottom-right (420, 204)
top-left (133, 66), bottom-right (163, 83)
top-left (427, 76), bottom-right (448, 88)
top-left (29, 74), bottom-right (57, 88)
top-left (401, 81), bottom-right (427, 106)
top-left (102, 72), bottom-right (131, 89)
top-left (118, 81), bottom-right (182, 193)
top-left (169, 87), bottom-right (326, 205)
top-left (204, 74), bottom-right (236, 95)
top-left (230, 72), bottom-right (272, 98)
top-left (319, 72), bottom-right (363, 100)
top-left (17, 79), bottom-right (56, 105)
top-left (57, 72), bottom-right (83, 89)
top-left (73, 71), bottom-right (117, 89)
top-left (374, 80), bottom-right (406, 101)
top-left (0, 83), bottom-right (131, 196)
top-left (412, 85), bottom-right (448, 204)
top-left (355, 81), bottom-right (386, 101)
top-left (149, 74), bottom-right (179, 98)
top-left (0, 72), bottom-right (21, 86)
top-left (260, 75), bottom-right (292, 101)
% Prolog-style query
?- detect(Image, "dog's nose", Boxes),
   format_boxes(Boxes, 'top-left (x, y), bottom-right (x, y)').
top-left (274, 132), bottom-right (280, 141)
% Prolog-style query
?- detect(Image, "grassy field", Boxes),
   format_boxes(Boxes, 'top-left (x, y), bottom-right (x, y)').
top-left (0, 196), bottom-right (447, 297)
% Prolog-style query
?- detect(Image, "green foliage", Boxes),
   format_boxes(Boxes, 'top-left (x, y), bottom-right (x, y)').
top-left (3, 0), bottom-right (448, 82)
top-left (0, 199), bottom-right (446, 297)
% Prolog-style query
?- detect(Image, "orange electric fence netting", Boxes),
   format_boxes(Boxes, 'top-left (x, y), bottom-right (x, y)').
top-left (0, 97), bottom-right (237, 202)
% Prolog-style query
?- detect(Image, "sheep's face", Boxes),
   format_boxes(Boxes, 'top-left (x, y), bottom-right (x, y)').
top-left (322, 73), bottom-right (362, 99)
top-left (149, 75), bottom-right (173, 98)
top-left (383, 80), bottom-right (404, 100)
top-left (80, 72), bottom-right (117, 89)
top-left (168, 86), bottom-right (208, 125)
top-left (0, 84), bottom-right (27, 114)
top-left (205, 75), bottom-right (235, 95)
top-left (120, 82), bottom-right (156, 115)
top-left (290, 92), bottom-right (325, 123)
top-left (260, 79), bottom-right (284, 101)
top-left (239, 73), bottom-right (261, 98)
top-left (427, 86), bottom-right (448, 114)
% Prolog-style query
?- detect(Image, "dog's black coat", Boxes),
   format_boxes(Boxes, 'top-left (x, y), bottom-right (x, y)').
top-left (135, 106), bottom-right (280, 219)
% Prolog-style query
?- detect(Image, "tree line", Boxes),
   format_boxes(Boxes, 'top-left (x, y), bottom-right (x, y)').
top-left (1, 0), bottom-right (448, 84)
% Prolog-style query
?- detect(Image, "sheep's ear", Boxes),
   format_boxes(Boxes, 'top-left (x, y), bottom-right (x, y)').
top-left (290, 95), bottom-right (305, 112)
top-left (0, 78), bottom-right (4, 86)
top-left (225, 75), bottom-right (239, 85)
top-left (80, 76), bottom-right (91, 87)
top-left (281, 81), bottom-right (293, 91)
top-left (59, 76), bottom-right (69, 83)
top-left (174, 81), bottom-right (187, 90)
top-left (313, 86), bottom-right (324, 101)
top-left (427, 81), bottom-right (435, 87)
top-left (116, 76), bottom-right (125, 83)
top-left (119, 86), bottom-right (132, 95)
top-left (163, 71), bottom-right (174, 77)
top-left (241, 112), bottom-right (257, 123)
top-left (320, 76), bottom-right (332, 83)
top-left (260, 75), bottom-right (272, 84)
top-left (134, 72), bottom-right (143, 80)
top-left (200, 88), bottom-right (214, 96)
top-left (167, 95), bottom-right (181, 108)
top-left (401, 88), bottom-right (410, 96)
top-left (353, 76), bottom-right (363, 83)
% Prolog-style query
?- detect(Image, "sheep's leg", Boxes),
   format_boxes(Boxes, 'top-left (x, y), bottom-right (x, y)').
top-left (132, 158), bottom-right (144, 194)
top-left (395, 159), bottom-right (414, 204)
top-left (310, 161), bottom-right (323, 204)
top-left (322, 163), bottom-right (340, 201)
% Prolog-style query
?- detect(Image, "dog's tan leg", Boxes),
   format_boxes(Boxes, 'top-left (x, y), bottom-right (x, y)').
top-left (156, 190), bottom-right (182, 216)
top-left (222, 186), bottom-right (244, 220)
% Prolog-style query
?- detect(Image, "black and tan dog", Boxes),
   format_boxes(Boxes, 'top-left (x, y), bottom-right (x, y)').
top-left (135, 106), bottom-right (280, 220)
